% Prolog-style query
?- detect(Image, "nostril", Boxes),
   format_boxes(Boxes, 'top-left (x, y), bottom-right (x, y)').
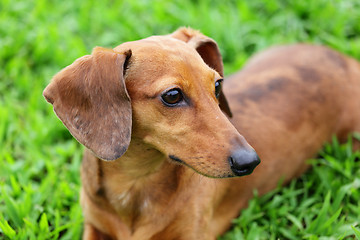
top-left (228, 150), bottom-right (260, 177)
top-left (228, 156), bottom-right (235, 168)
top-left (248, 154), bottom-right (260, 168)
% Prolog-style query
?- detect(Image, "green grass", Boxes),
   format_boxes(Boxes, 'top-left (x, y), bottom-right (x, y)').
top-left (220, 136), bottom-right (360, 240)
top-left (1, 0), bottom-right (360, 239)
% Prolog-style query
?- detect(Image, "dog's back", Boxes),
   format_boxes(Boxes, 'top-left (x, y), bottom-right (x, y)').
top-left (230, 44), bottom-right (360, 149)
top-left (217, 45), bottom-right (360, 221)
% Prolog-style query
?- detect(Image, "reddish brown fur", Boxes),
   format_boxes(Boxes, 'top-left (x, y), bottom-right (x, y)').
top-left (44, 28), bottom-right (360, 239)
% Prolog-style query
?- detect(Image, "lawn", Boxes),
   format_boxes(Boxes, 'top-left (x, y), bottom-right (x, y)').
top-left (1, 0), bottom-right (360, 239)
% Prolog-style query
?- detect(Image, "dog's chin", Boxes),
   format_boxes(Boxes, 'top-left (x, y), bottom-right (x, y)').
top-left (168, 155), bottom-right (236, 179)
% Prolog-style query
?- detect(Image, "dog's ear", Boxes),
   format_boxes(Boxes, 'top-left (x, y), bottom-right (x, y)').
top-left (171, 27), bottom-right (232, 117)
top-left (43, 47), bottom-right (132, 160)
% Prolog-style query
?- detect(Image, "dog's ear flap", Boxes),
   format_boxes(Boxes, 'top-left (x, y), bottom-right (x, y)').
top-left (43, 47), bottom-right (132, 160)
top-left (171, 27), bottom-right (232, 117)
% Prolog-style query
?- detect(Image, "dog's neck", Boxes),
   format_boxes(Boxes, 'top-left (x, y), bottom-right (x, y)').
top-left (84, 138), bottom-right (192, 230)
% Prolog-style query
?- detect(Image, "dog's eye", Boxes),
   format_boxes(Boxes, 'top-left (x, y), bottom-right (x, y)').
top-left (215, 79), bottom-right (223, 99)
top-left (161, 88), bottom-right (183, 106)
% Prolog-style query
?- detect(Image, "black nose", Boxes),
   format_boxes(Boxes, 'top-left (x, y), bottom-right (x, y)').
top-left (228, 149), bottom-right (260, 176)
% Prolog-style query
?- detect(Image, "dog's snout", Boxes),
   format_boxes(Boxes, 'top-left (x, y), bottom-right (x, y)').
top-left (228, 149), bottom-right (260, 177)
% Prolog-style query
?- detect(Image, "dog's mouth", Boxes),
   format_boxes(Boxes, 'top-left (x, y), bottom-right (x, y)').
top-left (168, 150), bottom-right (260, 178)
top-left (169, 155), bottom-right (184, 164)
top-left (168, 154), bottom-right (235, 178)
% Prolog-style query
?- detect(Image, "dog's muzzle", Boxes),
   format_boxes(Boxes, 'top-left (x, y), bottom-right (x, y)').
top-left (228, 149), bottom-right (260, 176)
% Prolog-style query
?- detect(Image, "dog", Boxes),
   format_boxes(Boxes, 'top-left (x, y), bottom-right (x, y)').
top-left (43, 27), bottom-right (360, 239)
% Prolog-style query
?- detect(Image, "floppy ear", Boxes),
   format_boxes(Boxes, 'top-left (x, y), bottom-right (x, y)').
top-left (171, 27), bottom-right (232, 117)
top-left (43, 47), bottom-right (132, 161)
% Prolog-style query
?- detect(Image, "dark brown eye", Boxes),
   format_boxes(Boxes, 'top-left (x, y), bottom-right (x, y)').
top-left (215, 79), bottom-right (223, 99)
top-left (161, 88), bottom-right (183, 106)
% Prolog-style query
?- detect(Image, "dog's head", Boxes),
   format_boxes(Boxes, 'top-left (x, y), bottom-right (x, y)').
top-left (44, 28), bottom-right (259, 178)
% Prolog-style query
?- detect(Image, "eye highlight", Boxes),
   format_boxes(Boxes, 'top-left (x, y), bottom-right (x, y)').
top-left (215, 79), bottom-right (223, 99)
top-left (161, 88), bottom-right (183, 107)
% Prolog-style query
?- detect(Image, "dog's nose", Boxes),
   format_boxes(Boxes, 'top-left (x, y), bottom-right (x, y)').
top-left (228, 149), bottom-right (260, 176)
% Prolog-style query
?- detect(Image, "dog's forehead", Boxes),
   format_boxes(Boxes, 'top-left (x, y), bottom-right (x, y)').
top-left (114, 36), bottom-right (218, 85)
top-left (114, 36), bottom-right (212, 71)
top-left (115, 35), bottom-right (197, 56)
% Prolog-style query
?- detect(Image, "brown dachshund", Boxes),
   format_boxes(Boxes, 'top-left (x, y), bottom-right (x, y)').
top-left (43, 28), bottom-right (360, 239)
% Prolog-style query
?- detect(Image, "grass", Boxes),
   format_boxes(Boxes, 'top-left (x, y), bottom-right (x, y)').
top-left (0, 0), bottom-right (360, 239)
top-left (220, 136), bottom-right (360, 240)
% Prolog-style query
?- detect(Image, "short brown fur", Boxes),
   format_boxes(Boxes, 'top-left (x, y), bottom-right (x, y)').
top-left (44, 28), bottom-right (360, 239)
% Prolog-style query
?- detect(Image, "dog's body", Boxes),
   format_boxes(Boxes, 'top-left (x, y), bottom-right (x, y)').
top-left (44, 28), bottom-right (360, 239)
